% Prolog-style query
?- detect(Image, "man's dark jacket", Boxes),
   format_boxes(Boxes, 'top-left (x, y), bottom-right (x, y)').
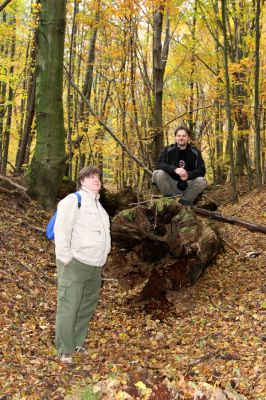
top-left (156, 143), bottom-right (206, 181)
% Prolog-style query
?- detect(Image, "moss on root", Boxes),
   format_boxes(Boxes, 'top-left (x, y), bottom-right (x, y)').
top-left (119, 208), bottom-right (137, 222)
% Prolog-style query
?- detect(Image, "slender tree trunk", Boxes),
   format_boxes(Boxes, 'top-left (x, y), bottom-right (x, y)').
top-left (26, 0), bottom-right (67, 209)
top-left (214, 98), bottom-right (225, 184)
top-left (80, 18), bottom-right (99, 113)
top-left (230, 0), bottom-right (253, 186)
top-left (151, 4), bottom-right (170, 166)
top-left (212, 0), bottom-right (226, 185)
top-left (0, 28), bottom-right (8, 171)
top-left (16, 39), bottom-right (29, 169)
top-left (130, 23), bottom-right (146, 162)
top-left (254, 0), bottom-right (262, 188)
top-left (1, 20), bottom-right (16, 174)
top-left (0, 80), bottom-right (7, 171)
top-left (262, 105), bottom-right (266, 181)
top-left (188, 0), bottom-right (197, 136)
top-left (66, 0), bottom-right (78, 180)
top-left (221, 0), bottom-right (238, 202)
top-left (16, 31), bottom-right (37, 173)
top-left (75, 2), bottom-right (100, 173)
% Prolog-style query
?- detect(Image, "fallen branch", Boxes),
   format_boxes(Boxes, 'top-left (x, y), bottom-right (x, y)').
top-left (0, 187), bottom-right (31, 201)
top-left (193, 206), bottom-right (266, 235)
top-left (20, 221), bottom-right (46, 235)
top-left (219, 237), bottom-right (239, 254)
top-left (0, 174), bottom-right (31, 201)
top-left (0, 174), bottom-right (27, 191)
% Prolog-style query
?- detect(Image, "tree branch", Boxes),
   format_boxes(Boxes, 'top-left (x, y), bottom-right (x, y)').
top-left (173, 38), bottom-right (219, 77)
top-left (164, 105), bottom-right (215, 127)
top-left (0, 0), bottom-right (12, 12)
top-left (67, 73), bottom-right (153, 177)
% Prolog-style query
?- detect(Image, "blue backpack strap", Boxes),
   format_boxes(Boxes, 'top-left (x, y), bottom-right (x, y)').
top-left (74, 192), bottom-right (81, 208)
top-left (46, 192), bottom-right (81, 240)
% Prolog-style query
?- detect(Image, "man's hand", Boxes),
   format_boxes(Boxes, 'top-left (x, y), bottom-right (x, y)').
top-left (175, 167), bottom-right (188, 180)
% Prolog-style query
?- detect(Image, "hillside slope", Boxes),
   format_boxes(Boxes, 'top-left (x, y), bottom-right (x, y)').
top-left (0, 186), bottom-right (265, 399)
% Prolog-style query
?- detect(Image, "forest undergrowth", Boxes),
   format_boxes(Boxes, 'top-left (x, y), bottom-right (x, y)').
top-left (0, 183), bottom-right (265, 400)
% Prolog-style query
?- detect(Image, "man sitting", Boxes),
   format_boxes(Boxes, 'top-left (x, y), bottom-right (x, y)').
top-left (152, 125), bottom-right (208, 205)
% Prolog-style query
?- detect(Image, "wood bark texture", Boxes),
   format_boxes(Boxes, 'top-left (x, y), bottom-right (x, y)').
top-left (104, 198), bottom-right (221, 301)
top-left (26, 0), bottom-right (67, 209)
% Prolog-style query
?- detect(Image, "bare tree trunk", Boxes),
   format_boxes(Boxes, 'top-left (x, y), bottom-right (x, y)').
top-left (79, 8), bottom-right (100, 114)
top-left (262, 105), bottom-right (266, 181)
top-left (151, 3), bottom-right (170, 166)
top-left (230, 0), bottom-right (253, 189)
top-left (187, 0), bottom-right (197, 136)
top-left (1, 20), bottom-right (16, 174)
top-left (254, 0), bottom-right (263, 188)
top-left (221, 0), bottom-right (238, 202)
top-left (16, 39), bottom-right (29, 169)
top-left (129, 23), bottom-right (146, 163)
top-left (26, 0), bottom-right (67, 209)
top-left (0, 12), bottom-right (8, 172)
top-left (16, 31), bottom-right (37, 173)
top-left (66, 0), bottom-right (78, 179)
top-left (74, 2), bottom-right (101, 174)
top-left (214, 98), bottom-right (226, 184)
top-left (0, 80), bottom-right (7, 171)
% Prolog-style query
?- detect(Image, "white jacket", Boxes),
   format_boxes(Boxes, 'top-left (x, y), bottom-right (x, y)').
top-left (54, 188), bottom-right (111, 267)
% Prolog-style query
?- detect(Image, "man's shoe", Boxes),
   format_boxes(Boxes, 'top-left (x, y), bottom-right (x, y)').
top-left (179, 198), bottom-right (193, 206)
top-left (59, 353), bottom-right (73, 364)
top-left (75, 346), bottom-right (87, 354)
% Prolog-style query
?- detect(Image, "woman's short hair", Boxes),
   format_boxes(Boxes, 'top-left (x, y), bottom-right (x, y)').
top-left (174, 125), bottom-right (191, 137)
top-left (77, 166), bottom-right (102, 189)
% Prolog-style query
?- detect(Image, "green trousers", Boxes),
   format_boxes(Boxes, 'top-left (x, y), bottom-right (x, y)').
top-left (55, 258), bottom-right (102, 354)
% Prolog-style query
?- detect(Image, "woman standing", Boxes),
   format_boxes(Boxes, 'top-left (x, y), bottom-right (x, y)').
top-left (54, 166), bottom-right (111, 364)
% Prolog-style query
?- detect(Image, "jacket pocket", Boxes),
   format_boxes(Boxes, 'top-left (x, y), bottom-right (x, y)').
top-left (79, 231), bottom-right (97, 251)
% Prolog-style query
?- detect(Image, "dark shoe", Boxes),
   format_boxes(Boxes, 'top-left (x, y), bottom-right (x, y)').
top-left (179, 198), bottom-right (193, 206)
top-left (193, 193), bottom-right (203, 205)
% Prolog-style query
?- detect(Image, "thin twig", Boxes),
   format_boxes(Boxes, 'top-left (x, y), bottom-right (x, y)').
top-left (188, 351), bottom-right (220, 366)
top-left (201, 193), bottom-right (217, 203)
top-left (219, 237), bottom-right (239, 254)
top-left (20, 221), bottom-right (46, 235)
top-left (18, 260), bottom-right (56, 284)
top-left (129, 194), bottom-right (181, 206)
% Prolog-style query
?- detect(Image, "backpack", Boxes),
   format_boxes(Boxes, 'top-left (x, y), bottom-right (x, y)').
top-left (46, 192), bottom-right (82, 240)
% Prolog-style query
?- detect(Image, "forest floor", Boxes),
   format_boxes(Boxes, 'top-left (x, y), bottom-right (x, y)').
top-left (0, 182), bottom-right (265, 400)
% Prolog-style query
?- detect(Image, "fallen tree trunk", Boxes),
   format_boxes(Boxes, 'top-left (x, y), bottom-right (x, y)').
top-left (193, 207), bottom-right (266, 234)
top-left (104, 198), bottom-right (221, 301)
